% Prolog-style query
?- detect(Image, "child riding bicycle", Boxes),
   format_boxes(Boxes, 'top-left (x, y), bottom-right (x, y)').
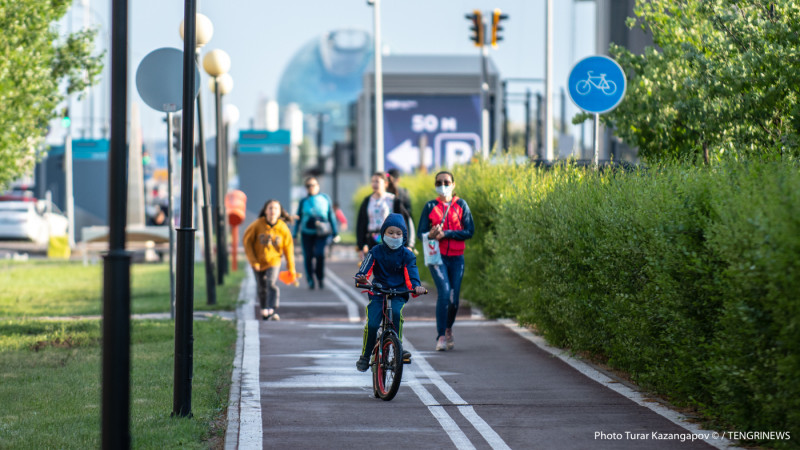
top-left (354, 213), bottom-right (426, 372)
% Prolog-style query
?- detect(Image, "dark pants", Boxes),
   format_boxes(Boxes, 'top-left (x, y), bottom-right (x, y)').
top-left (361, 295), bottom-right (406, 358)
top-left (253, 266), bottom-right (280, 310)
top-left (301, 233), bottom-right (329, 286)
top-left (428, 254), bottom-right (465, 338)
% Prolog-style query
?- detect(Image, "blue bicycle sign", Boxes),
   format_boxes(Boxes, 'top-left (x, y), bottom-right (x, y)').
top-left (575, 71), bottom-right (617, 96)
top-left (568, 56), bottom-right (626, 114)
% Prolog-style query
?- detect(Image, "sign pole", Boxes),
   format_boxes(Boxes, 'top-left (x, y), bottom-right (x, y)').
top-left (593, 113), bottom-right (599, 168)
top-left (166, 112), bottom-right (176, 318)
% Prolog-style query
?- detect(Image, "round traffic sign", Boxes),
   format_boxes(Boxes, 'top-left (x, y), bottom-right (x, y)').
top-left (135, 48), bottom-right (200, 113)
top-left (567, 55), bottom-right (627, 114)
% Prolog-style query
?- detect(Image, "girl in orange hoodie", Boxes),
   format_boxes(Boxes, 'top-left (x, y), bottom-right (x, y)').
top-left (244, 199), bottom-right (296, 321)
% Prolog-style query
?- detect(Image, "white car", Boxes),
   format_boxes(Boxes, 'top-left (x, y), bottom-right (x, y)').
top-left (0, 199), bottom-right (69, 244)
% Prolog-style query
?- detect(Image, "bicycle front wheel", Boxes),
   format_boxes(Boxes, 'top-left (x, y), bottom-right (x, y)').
top-left (373, 333), bottom-right (403, 401)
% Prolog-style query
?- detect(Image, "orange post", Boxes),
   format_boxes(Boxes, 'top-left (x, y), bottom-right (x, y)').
top-left (225, 190), bottom-right (247, 271)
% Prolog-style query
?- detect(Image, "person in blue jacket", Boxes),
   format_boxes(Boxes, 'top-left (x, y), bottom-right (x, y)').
top-left (354, 213), bottom-right (426, 372)
top-left (294, 176), bottom-right (339, 290)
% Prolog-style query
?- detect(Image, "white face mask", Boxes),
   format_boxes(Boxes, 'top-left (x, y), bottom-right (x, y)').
top-left (436, 184), bottom-right (454, 197)
top-left (383, 235), bottom-right (403, 249)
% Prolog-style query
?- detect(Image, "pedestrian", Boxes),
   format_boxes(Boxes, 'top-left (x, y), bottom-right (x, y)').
top-left (294, 176), bottom-right (339, 290)
top-left (386, 168), bottom-right (413, 217)
top-left (354, 213), bottom-right (427, 371)
top-left (243, 199), bottom-right (296, 321)
top-left (333, 202), bottom-right (348, 232)
top-left (417, 170), bottom-right (474, 351)
top-left (355, 172), bottom-right (414, 260)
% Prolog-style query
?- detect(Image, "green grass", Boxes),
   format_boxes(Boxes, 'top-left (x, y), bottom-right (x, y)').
top-left (0, 318), bottom-right (236, 449)
top-left (0, 260), bottom-right (246, 317)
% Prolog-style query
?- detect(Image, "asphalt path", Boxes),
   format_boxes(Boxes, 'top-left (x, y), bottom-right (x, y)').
top-left (231, 256), bottom-right (733, 450)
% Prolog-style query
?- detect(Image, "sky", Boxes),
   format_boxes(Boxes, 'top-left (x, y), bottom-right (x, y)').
top-left (53, 0), bottom-right (597, 147)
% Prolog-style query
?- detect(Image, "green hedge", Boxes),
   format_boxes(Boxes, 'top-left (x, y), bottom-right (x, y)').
top-left (376, 160), bottom-right (798, 447)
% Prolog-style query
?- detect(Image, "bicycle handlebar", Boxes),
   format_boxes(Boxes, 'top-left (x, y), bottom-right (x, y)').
top-left (355, 281), bottom-right (428, 296)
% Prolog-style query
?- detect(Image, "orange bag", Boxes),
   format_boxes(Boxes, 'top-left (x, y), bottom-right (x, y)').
top-left (279, 270), bottom-right (300, 286)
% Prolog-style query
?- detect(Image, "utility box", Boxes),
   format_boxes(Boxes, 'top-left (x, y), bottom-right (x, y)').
top-left (236, 130), bottom-right (292, 229)
top-left (36, 139), bottom-right (109, 241)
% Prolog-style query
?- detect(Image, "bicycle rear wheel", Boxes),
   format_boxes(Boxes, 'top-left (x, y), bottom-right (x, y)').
top-left (373, 333), bottom-right (403, 401)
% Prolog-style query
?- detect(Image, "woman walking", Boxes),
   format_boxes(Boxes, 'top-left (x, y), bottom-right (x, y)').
top-left (356, 172), bottom-right (414, 260)
top-left (294, 176), bottom-right (338, 290)
top-left (417, 171), bottom-right (474, 351)
top-left (243, 199), bottom-right (296, 321)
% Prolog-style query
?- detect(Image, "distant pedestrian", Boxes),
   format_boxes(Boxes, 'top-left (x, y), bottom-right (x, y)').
top-left (387, 168), bottom-right (412, 218)
top-left (417, 171), bottom-right (474, 351)
top-left (333, 202), bottom-right (348, 232)
top-left (243, 199), bottom-right (296, 321)
top-left (356, 172), bottom-right (414, 260)
top-left (294, 176), bottom-right (339, 290)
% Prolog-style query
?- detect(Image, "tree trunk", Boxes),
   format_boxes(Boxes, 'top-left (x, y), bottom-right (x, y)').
top-left (703, 141), bottom-right (709, 165)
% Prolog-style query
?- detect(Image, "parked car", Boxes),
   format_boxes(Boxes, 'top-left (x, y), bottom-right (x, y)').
top-left (0, 198), bottom-right (68, 244)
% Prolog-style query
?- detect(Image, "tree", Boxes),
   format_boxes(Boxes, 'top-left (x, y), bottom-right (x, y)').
top-left (0, 0), bottom-right (103, 188)
top-left (597, 0), bottom-right (800, 163)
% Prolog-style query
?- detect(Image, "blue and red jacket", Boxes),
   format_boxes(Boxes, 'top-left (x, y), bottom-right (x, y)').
top-left (417, 196), bottom-right (474, 257)
top-left (355, 213), bottom-right (421, 299)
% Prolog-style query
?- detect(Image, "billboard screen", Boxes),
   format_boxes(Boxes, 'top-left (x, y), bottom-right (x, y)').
top-left (382, 95), bottom-right (481, 173)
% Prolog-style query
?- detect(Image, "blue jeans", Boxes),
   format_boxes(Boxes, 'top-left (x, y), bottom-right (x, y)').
top-left (361, 295), bottom-right (406, 358)
top-left (428, 254), bottom-right (465, 338)
top-left (300, 233), bottom-right (330, 285)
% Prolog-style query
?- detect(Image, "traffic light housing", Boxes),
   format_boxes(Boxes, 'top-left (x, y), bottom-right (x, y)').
top-left (171, 114), bottom-right (181, 151)
top-left (466, 10), bottom-right (483, 47)
top-left (61, 107), bottom-right (71, 129)
top-left (491, 9), bottom-right (508, 48)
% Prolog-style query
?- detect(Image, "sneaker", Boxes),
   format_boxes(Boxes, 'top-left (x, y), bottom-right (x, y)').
top-left (435, 336), bottom-right (447, 351)
top-left (318, 279), bottom-right (325, 290)
top-left (445, 329), bottom-right (454, 350)
top-left (270, 313), bottom-right (280, 321)
top-left (308, 281), bottom-right (315, 290)
top-left (402, 350), bottom-right (412, 364)
top-left (356, 355), bottom-right (370, 372)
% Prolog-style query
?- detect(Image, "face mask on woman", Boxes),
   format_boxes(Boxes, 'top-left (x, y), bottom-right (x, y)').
top-left (383, 236), bottom-right (403, 249)
top-left (436, 184), bottom-right (454, 198)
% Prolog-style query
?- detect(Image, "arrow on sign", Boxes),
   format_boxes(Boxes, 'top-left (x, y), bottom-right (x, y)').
top-left (387, 139), bottom-right (432, 173)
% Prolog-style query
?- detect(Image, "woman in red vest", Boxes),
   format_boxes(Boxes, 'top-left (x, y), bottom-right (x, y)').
top-left (417, 171), bottom-right (475, 351)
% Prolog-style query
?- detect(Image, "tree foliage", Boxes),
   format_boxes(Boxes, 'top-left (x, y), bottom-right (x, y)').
top-left (597, 0), bottom-right (800, 163)
top-left (0, 0), bottom-right (103, 188)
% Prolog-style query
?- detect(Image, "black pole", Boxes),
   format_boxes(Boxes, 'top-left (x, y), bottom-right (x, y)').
top-left (214, 78), bottom-right (226, 285)
top-left (502, 80), bottom-right (509, 153)
top-left (102, 0), bottom-right (131, 446)
top-left (173, 0), bottom-right (197, 418)
top-left (316, 113), bottom-right (324, 170)
top-left (193, 55), bottom-right (216, 305)
top-left (560, 87), bottom-right (566, 136)
top-left (524, 89), bottom-right (531, 159)
top-left (536, 92), bottom-right (543, 160)
top-left (222, 120), bottom-right (230, 276)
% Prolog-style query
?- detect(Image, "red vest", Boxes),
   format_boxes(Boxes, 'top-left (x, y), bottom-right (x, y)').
top-left (428, 197), bottom-right (466, 256)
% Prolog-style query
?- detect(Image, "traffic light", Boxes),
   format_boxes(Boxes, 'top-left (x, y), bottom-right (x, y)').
top-left (491, 9), bottom-right (508, 48)
top-left (61, 107), bottom-right (71, 129)
top-left (171, 115), bottom-right (181, 151)
top-left (465, 10), bottom-right (483, 47)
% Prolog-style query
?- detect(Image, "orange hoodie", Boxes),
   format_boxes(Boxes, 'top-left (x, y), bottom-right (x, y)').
top-left (243, 217), bottom-right (295, 272)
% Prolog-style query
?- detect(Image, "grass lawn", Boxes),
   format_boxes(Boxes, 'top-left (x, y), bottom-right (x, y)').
top-left (0, 260), bottom-right (246, 317)
top-left (0, 318), bottom-right (235, 449)
top-left (0, 259), bottom-right (248, 448)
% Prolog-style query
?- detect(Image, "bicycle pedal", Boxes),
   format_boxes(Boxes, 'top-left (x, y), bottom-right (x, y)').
top-left (403, 356), bottom-right (412, 364)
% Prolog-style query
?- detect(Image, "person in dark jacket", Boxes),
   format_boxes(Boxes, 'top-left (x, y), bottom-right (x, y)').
top-left (417, 170), bottom-right (474, 351)
top-left (354, 213), bottom-right (426, 372)
top-left (356, 172), bottom-right (414, 260)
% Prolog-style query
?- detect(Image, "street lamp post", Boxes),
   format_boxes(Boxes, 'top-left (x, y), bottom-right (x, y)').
top-left (367, 0), bottom-right (384, 172)
top-left (210, 73), bottom-right (233, 278)
top-left (203, 49), bottom-right (231, 285)
top-left (180, 13), bottom-right (216, 305)
top-left (172, 0), bottom-right (198, 418)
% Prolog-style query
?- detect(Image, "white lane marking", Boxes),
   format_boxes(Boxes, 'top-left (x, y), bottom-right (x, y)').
top-left (325, 269), bottom-right (368, 307)
top-left (323, 274), bottom-right (361, 322)
top-left (499, 320), bottom-right (737, 449)
top-left (239, 319), bottom-right (263, 448)
top-left (405, 369), bottom-right (476, 450)
top-left (404, 340), bottom-right (513, 450)
top-left (277, 301), bottom-right (345, 307)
